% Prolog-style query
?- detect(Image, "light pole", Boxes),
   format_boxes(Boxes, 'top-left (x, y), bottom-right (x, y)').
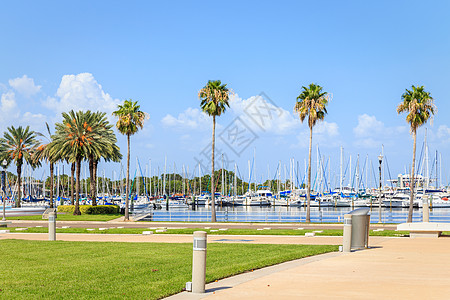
top-left (2, 159), bottom-right (7, 222)
top-left (378, 155), bottom-right (383, 223)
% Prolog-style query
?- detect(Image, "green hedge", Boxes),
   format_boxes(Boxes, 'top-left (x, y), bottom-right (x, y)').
top-left (57, 205), bottom-right (120, 215)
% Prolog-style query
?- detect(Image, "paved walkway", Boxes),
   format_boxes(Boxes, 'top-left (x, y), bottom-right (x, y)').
top-left (0, 232), bottom-right (368, 245)
top-left (167, 237), bottom-right (450, 300)
top-left (5, 219), bottom-right (398, 230)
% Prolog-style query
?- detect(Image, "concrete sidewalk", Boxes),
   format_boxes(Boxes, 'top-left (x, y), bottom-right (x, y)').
top-left (5, 219), bottom-right (398, 230)
top-left (168, 237), bottom-right (450, 300)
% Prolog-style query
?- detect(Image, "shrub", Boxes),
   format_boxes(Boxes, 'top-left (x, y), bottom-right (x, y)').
top-left (57, 205), bottom-right (75, 213)
top-left (57, 205), bottom-right (119, 215)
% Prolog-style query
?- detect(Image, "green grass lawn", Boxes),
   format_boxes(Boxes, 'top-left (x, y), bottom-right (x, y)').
top-left (0, 240), bottom-right (337, 299)
top-left (7, 226), bottom-right (411, 237)
top-left (6, 213), bottom-right (122, 221)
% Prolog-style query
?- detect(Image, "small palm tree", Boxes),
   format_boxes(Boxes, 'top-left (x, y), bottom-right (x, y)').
top-left (397, 85), bottom-right (436, 223)
top-left (0, 126), bottom-right (40, 207)
top-left (294, 83), bottom-right (330, 222)
top-left (113, 100), bottom-right (146, 220)
top-left (199, 80), bottom-right (231, 222)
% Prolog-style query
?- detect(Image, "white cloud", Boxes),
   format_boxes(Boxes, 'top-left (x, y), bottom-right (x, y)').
top-left (229, 94), bottom-right (299, 134)
top-left (44, 73), bottom-right (120, 116)
top-left (437, 125), bottom-right (450, 139)
top-left (0, 91), bottom-right (49, 134)
top-left (0, 92), bottom-right (20, 129)
top-left (9, 75), bottom-right (41, 98)
top-left (353, 114), bottom-right (384, 137)
top-left (353, 114), bottom-right (406, 148)
top-left (161, 107), bottom-right (211, 130)
top-left (315, 121), bottom-right (339, 137)
top-left (162, 94), bottom-right (301, 135)
top-left (354, 137), bottom-right (381, 149)
top-left (21, 112), bottom-right (48, 132)
top-left (1, 91), bottom-right (18, 114)
top-left (293, 121), bottom-right (341, 148)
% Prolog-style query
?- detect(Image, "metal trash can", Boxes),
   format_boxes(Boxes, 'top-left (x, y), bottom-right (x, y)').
top-left (342, 207), bottom-right (370, 252)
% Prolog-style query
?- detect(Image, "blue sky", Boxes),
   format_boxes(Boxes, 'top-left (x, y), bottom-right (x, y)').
top-left (1, 1), bottom-right (450, 187)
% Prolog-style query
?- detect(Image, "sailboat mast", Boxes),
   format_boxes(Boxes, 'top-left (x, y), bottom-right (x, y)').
top-left (435, 150), bottom-right (438, 189)
top-left (340, 147), bottom-right (343, 194)
top-left (56, 163), bottom-right (60, 201)
top-left (221, 154), bottom-right (224, 196)
top-left (199, 163), bottom-right (201, 195)
top-left (439, 152), bottom-right (442, 188)
top-left (254, 148), bottom-right (256, 191)
top-left (277, 160), bottom-right (281, 196)
top-left (163, 156), bottom-right (167, 196)
top-left (316, 145), bottom-right (319, 193)
top-left (365, 154), bottom-right (368, 193)
top-left (381, 144), bottom-right (385, 188)
top-left (248, 160), bottom-right (251, 192)
top-left (349, 155), bottom-right (352, 188)
top-left (425, 129), bottom-right (429, 190)
top-left (149, 159), bottom-right (152, 197)
top-left (356, 154), bottom-right (360, 193)
top-left (234, 163), bottom-right (237, 196)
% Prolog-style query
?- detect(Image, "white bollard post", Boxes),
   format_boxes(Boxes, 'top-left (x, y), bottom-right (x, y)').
top-left (342, 214), bottom-right (352, 252)
top-left (423, 196), bottom-right (430, 222)
top-left (48, 211), bottom-right (56, 241)
top-left (192, 231), bottom-right (207, 293)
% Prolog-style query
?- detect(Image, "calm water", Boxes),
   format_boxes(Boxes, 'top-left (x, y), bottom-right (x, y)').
top-left (137, 205), bottom-right (450, 223)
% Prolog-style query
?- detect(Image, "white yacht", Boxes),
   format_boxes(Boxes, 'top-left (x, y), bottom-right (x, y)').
top-left (195, 194), bottom-right (210, 206)
top-left (244, 189), bottom-right (271, 206)
top-left (230, 195), bottom-right (245, 206)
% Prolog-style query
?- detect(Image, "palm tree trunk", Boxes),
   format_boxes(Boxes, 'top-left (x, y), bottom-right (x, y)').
top-left (73, 158), bottom-right (81, 215)
top-left (89, 157), bottom-right (95, 205)
top-left (306, 126), bottom-right (313, 222)
top-left (211, 115), bottom-right (216, 222)
top-left (408, 129), bottom-right (417, 223)
top-left (16, 163), bottom-right (22, 208)
top-left (49, 162), bottom-right (54, 208)
top-left (125, 134), bottom-right (130, 221)
top-left (93, 160), bottom-right (98, 206)
top-left (70, 163), bottom-right (75, 205)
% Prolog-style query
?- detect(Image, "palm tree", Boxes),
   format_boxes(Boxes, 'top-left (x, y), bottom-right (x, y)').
top-left (0, 126), bottom-right (40, 207)
top-left (199, 80), bottom-right (231, 222)
top-left (397, 85), bottom-right (436, 223)
top-left (52, 110), bottom-right (105, 215)
top-left (32, 123), bottom-right (57, 208)
top-left (113, 100), bottom-right (146, 220)
top-left (87, 111), bottom-right (122, 206)
top-left (70, 163), bottom-right (75, 205)
top-left (294, 83), bottom-right (330, 222)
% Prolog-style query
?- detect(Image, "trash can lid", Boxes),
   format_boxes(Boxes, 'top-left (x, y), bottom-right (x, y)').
top-left (347, 207), bottom-right (370, 215)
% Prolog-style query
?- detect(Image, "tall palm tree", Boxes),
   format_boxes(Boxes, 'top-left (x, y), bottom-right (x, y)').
top-left (113, 100), bottom-right (146, 220)
top-left (32, 123), bottom-right (57, 208)
top-left (294, 83), bottom-right (330, 223)
top-left (52, 110), bottom-right (105, 215)
top-left (199, 80), bottom-right (231, 222)
top-left (70, 163), bottom-right (75, 205)
top-left (397, 85), bottom-right (435, 223)
top-left (0, 126), bottom-right (40, 207)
